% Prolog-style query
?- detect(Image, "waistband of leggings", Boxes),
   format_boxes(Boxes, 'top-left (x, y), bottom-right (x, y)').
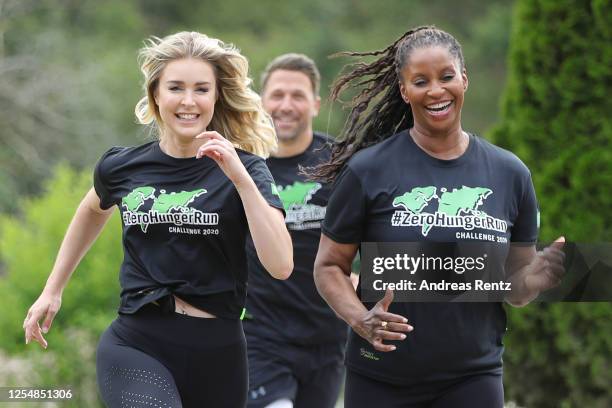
top-left (114, 302), bottom-right (244, 349)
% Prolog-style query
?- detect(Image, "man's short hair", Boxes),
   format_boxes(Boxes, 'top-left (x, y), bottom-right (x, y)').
top-left (261, 53), bottom-right (321, 96)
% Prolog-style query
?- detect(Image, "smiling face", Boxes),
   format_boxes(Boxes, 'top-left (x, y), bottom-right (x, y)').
top-left (262, 69), bottom-right (320, 144)
top-left (154, 58), bottom-right (217, 142)
top-left (398, 46), bottom-right (468, 134)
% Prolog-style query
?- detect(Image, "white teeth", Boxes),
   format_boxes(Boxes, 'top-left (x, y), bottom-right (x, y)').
top-left (177, 113), bottom-right (198, 120)
top-left (427, 101), bottom-right (452, 110)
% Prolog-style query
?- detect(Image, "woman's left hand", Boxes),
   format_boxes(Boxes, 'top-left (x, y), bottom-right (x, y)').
top-left (195, 131), bottom-right (250, 187)
top-left (523, 237), bottom-right (566, 293)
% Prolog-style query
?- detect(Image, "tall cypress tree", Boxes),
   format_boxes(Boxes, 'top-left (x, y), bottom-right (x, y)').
top-left (492, 0), bottom-right (611, 241)
top-left (491, 1), bottom-right (611, 407)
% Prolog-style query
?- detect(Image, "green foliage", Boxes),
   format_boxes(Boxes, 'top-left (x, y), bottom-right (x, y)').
top-left (0, 0), bottom-right (513, 213)
top-left (492, 1), bottom-right (612, 406)
top-left (4, 1), bottom-right (609, 406)
top-left (490, 0), bottom-right (611, 242)
top-left (504, 303), bottom-right (612, 408)
top-left (0, 165), bottom-right (122, 406)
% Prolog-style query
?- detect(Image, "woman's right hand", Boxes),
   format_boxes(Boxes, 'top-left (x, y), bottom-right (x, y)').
top-left (351, 289), bottom-right (413, 352)
top-left (20, 188), bottom-right (114, 350)
top-left (23, 291), bottom-right (62, 349)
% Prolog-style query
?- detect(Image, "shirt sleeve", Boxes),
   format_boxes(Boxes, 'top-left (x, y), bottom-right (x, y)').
top-left (321, 166), bottom-right (366, 244)
top-left (510, 169), bottom-right (539, 243)
top-left (246, 158), bottom-right (285, 216)
top-left (93, 147), bottom-right (121, 210)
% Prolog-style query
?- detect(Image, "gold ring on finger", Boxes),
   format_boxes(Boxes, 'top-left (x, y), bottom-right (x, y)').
top-left (381, 321), bottom-right (388, 329)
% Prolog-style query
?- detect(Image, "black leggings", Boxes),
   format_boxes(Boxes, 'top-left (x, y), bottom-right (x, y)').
top-left (345, 369), bottom-right (504, 408)
top-left (96, 304), bottom-right (247, 408)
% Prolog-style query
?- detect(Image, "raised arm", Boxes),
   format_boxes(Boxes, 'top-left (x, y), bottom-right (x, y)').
top-left (236, 180), bottom-right (293, 279)
top-left (196, 131), bottom-right (293, 280)
top-left (314, 234), bottom-right (413, 352)
top-left (505, 237), bottom-right (565, 307)
top-left (23, 187), bottom-right (115, 348)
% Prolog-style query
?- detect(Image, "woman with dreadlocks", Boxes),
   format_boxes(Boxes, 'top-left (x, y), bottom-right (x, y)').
top-left (312, 26), bottom-right (565, 407)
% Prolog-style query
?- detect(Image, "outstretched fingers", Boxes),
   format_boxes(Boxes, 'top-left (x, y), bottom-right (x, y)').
top-left (364, 289), bottom-right (414, 351)
top-left (371, 325), bottom-right (412, 352)
top-left (377, 320), bottom-right (413, 335)
top-left (24, 308), bottom-right (48, 349)
top-left (376, 312), bottom-right (413, 332)
top-left (42, 306), bottom-right (59, 334)
top-left (372, 337), bottom-right (398, 352)
top-left (365, 313), bottom-right (413, 352)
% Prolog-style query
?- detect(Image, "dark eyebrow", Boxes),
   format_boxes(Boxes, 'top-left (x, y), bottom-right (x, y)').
top-left (165, 80), bottom-right (212, 86)
top-left (269, 88), bottom-right (307, 96)
top-left (409, 65), bottom-right (457, 79)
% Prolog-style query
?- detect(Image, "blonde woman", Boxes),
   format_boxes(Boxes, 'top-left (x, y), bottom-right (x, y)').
top-left (23, 31), bottom-right (293, 407)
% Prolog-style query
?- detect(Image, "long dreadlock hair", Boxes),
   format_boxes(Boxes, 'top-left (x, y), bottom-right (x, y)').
top-left (310, 26), bottom-right (465, 182)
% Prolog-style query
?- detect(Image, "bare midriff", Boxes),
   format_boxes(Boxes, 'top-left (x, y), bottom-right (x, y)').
top-left (173, 295), bottom-right (217, 318)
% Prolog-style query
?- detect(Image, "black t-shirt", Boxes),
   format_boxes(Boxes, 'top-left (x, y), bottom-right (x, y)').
top-left (94, 141), bottom-right (284, 319)
top-left (322, 130), bottom-right (538, 385)
top-left (245, 133), bottom-right (348, 345)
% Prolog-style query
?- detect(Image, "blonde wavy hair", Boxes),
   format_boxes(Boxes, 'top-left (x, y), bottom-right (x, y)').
top-left (135, 31), bottom-right (277, 158)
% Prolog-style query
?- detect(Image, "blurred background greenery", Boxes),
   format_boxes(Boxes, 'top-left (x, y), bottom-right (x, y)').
top-left (0, 0), bottom-right (609, 407)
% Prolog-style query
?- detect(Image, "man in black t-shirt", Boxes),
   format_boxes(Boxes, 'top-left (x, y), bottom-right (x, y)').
top-left (245, 54), bottom-right (347, 408)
